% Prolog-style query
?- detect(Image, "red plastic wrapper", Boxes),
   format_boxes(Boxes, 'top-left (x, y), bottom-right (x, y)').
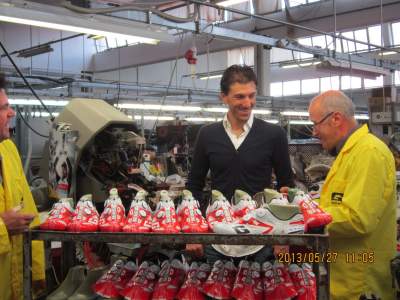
top-left (202, 260), bottom-right (237, 300)
top-left (120, 261), bottom-right (160, 300)
top-left (177, 262), bottom-right (210, 300)
top-left (152, 259), bottom-right (186, 300)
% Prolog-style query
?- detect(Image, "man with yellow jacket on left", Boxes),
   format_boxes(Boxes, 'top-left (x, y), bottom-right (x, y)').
top-left (0, 74), bottom-right (45, 299)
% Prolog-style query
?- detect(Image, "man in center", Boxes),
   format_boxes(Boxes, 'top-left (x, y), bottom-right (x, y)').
top-left (187, 64), bottom-right (294, 261)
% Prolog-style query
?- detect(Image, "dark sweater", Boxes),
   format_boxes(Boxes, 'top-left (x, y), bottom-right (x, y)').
top-left (187, 118), bottom-right (294, 201)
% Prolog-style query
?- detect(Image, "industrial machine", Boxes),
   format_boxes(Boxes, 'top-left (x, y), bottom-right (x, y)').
top-left (41, 99), bottom-right (146, 204)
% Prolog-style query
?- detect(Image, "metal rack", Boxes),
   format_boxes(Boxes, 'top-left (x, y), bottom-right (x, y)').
top-left (23, 230), bottom-right (330, 299)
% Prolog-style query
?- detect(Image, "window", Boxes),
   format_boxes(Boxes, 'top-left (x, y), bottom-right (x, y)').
top-left (298, 37), bottom-right (312, 46)
top-left (298, 37), bottom-right (314, 59)
top-left (107, 38), bottom-right (117, 49)
top-left (221, 0), bottom-right (253, 21)
top-left (312, 35), bottom-right (327, 49)
top-left (326, 35), bottom-right (334, 50)
top-left (395, 71), bottom-right (400, 85)
top-left (289, 0), bottom-right (306, 7)
top-left (283, 80), bottom-right (301, 96)
top-left (302, 78), bottom-right (319, 94)
top-left (271, 48), bottom-right (294, 63)
top-left (116, 38), bottom-right (128, 48)
top-left (94, 38), bottom-right (108, 53)
top-left (270, 82), bottom-right (283, 97)
top-left (364, 76), bottom-right (383, 89)
top-left (93, 36), bottom-right (153, 53)
top-left (297, 24), bottom-right (384, 54)
top-left (392, 22), bottom-right (400, 46)
top-left (341, 76), bottom-right (361, 90)
top-left (281, 0), bottom-right (321, 9)
top-left (354, 29), bottom-right (368, 51)
top-left (334, 35), bottom-right (343, 52)
top-left (368, 25), bottom-right (382, 48)
top-left (320, 76), bottom-right (339, 91)
top-left (227, 47), bottom-right (255, 66)
top-left (341, 31), bottom-right (356, 53)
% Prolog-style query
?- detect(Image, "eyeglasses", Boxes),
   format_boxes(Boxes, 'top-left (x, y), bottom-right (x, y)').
top-left (312, 112), bottom-right (334, 127)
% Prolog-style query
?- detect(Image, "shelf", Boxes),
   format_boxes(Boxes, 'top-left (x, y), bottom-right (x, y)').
top-left (28, 229), bottom-right (329, 250)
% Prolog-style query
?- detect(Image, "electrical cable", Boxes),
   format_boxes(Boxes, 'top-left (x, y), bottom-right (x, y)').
top-left (205, 36), bottom-right (211, 91)
top-left (116, 46), bottom-right (121, 106)
top-left (15, 106), bottom-right (49, 138)
top-left (149, 31), bottom-right (185, 138)
top-left (0, 39), bottom-right (53, 117)
top-left (379, 0), bottom-right (387, 101)
top-left (333, 0), bottom-right (337, 52)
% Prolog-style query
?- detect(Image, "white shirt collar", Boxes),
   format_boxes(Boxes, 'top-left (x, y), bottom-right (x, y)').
top-left (223, 111), bottom-right (254, 133)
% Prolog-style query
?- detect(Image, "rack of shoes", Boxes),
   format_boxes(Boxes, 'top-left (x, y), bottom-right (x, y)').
top-left (23, 229), bottom-right (329, 299)
top-left (25, 187), bottom-right (330, 299)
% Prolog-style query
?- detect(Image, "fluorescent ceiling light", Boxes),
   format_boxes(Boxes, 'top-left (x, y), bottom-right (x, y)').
top-left (162, 105), bottom-right (201, 112)
top-left (185, 117), bottom-right (217, 122)
top-left (355, 114), bottom-right (369, 120)
top-left (18, 44), bottom-right (53, 58)
top-left (253, 109), bottom-right (271, 115)
top-left (299, 62), bottom-right (321, 67)
top-left (380, 51), bottom-right (397, 56)
top-left (118, 103), bottom-right (201, 112)
top-left (281, 61), bottom-right (321, 69)
top-left (281, 64), bottom-right (299, 69)
top-left (204, 107), bottom-right (228, 113)
top-left (281, 111), bottom-right (309, 117)
top-left (10, 99), bottom-right (69, 106)
top-left (31, 112), bottom-right (59, 117)
top-left (0, 1), bottom-right (173, 44)
top-left (199, 74), bottom-right (223, 80)
top-left (134, 115), bottom-right (174, 121)
top-left (289, 120), bottom-right (313, 125)
top-left (318, 58), bottom-right (391, 78)
top-left (218, 0), bottom-right (249, 7)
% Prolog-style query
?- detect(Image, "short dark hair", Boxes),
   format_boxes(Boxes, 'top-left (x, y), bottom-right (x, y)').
top-left (220, 64), bottom-right (257, 95)
top-left (0, 73), bottom-right (6, 90)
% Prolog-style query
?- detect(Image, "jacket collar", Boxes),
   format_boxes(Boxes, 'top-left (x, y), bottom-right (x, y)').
top-left (338, 124), bottom-right (369, 155)
top-left (323, 124), bottom-right (369, 189)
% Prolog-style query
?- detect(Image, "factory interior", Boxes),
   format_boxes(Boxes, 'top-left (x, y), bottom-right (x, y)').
top-left (1, 0), bottom-right (400, 299)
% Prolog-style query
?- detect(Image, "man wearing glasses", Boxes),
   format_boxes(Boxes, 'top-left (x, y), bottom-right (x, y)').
top-left (308, 90), bottom-right (396, 299)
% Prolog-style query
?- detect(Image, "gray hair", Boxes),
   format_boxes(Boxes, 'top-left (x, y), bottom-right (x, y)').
top-left (312, 90), bottom-right (355, 118)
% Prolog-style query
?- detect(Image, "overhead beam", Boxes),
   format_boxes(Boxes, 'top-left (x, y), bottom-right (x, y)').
top-left (254, 0), bottom-right (400, 38)
top-left (91, 0), bottom-right (400, 72)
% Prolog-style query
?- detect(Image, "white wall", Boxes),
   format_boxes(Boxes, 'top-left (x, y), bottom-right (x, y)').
top-left (0, 22), bottom-right (99, 163)
top-left (94, 50), bottom-right (227, 90)
top-left (0, 23), bottom-right (97, 74)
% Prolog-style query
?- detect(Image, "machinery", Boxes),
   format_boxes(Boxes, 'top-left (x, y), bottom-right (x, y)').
top-left (41, 99), bottom-right (146, 204)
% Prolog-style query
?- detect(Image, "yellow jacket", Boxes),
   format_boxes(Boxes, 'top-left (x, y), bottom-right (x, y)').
top-left (0, 140), bottom-right (45, 300)
top-left (320, 124), bottom-right (396, 300)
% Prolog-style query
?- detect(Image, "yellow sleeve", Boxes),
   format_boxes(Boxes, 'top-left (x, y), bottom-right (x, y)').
top-left (23, 176), bottom-right (45, 281)
top-left (0, 218), bottom-right (11, 255)
top-left (16, 145), bottom-right (45, 280)
top-left (325, 146), bottom-right (394, 237)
